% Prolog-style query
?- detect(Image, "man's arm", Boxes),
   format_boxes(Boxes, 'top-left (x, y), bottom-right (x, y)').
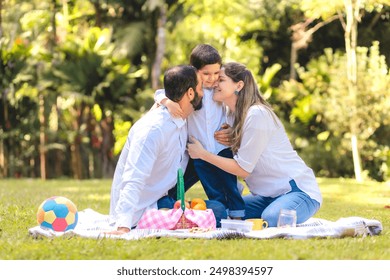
top-left (110, 128), bottom-right (162, 233)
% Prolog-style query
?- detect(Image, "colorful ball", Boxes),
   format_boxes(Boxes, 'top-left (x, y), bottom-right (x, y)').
top-left (37, 196), bottom-right (78, 232)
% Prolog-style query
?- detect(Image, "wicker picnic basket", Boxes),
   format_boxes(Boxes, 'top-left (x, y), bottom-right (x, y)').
top-left (137, 168), bottom-right (216, 230)
top-left (173, 168), bottom-right (197, 229)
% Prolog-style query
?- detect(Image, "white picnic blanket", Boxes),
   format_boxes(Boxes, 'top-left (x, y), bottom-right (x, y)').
top-left (28, 208), bottom-right (383, 240)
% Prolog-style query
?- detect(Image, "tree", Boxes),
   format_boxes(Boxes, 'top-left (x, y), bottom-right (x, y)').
top-left (148, 0), bottom-right (168, 90)
top-left (0, 41), bottom-right (30, 177)
top-left (290, 15), bottom-right (339, 80)
top-left (0, 0), bottom-right (3, 39)
top-left (301, 0), bottom-right (390, 182)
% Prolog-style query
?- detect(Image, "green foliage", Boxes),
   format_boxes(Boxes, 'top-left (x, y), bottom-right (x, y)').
top-left (113, 119), bottom-right (132, 156)
top-left (302, 0), bottom-right (390, 20)
top-left (0, 178), bottom-right (389, 260)
top-left (0, 36), bottom-right (39, 177)
top-left (2, 0), bottom-right (390, 180)
top-left (0, 37), bottom-right (32, 97)
top-left (278, 43), bottom-right (390, 180)
top-left (259, 63), bottom-right (282, 100)
top-left (166, 0), bottom-right (265, 74)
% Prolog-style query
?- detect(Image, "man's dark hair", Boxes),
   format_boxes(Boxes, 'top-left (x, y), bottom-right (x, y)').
top-left (189, 44), bottom-right (222, 70)
top-left (164, 65), bottom-right (198, 102)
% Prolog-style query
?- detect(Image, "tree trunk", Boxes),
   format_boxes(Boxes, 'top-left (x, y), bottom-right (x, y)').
top-left (1, 89), bottom-right (8, 177)
top-left (49, 0), bottom-right (57, 50)
top-left (289, 16), bottom-right (339, 80)
top-left (100, 115), bottom-right (115, 178)
top-left (151, 4), bottom-right (167, 90)
top-left (70, 139), bottom-right (82, 180)
top-left (0, 0), bottom-right (3, 39)
top-left (290, 46), bottom-right (298, 80)
top-left (93, 1), bottom-right (102, 28)
top-left (0, 137), bottom-right (5, 178)
top-left (70, 106), bottom-right (84, 179)
top-left (344, 0), bottom-right (363, 182)
top-left (39, 93), bottom-right (47, 180)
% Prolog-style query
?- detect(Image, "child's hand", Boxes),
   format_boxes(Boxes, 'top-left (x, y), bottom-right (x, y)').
top-left (162, 99), bottom-right (184, 118)
top-left (214, 123), bottom-right (232, 146)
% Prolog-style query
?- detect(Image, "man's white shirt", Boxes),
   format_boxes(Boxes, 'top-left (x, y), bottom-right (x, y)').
top-left (109, 106), bottom-right (188, 229)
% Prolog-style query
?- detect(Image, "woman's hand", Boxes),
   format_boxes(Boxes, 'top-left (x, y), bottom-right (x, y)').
top-left (214, 123), bottom-right (232, 146)
top-left (187, 136), bottom-right (207, 159)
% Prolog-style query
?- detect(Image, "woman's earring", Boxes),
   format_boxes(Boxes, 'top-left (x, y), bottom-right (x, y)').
top-left (234, 90), bottom-right (239, 95)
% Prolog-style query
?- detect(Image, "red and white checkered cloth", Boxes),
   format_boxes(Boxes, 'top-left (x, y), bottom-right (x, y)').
top-left (136, 208), bottom-right (216, 230)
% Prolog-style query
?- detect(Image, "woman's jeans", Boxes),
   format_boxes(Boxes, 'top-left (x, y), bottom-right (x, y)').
top-left (243, 179), bottom-right (320, 227)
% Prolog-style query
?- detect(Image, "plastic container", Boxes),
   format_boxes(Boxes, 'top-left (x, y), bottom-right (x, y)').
top-left (220, 219), bottom-right (253, 232)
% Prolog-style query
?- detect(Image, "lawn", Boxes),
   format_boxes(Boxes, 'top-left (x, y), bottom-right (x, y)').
top-left (0, 177), bottom-right (389, 260)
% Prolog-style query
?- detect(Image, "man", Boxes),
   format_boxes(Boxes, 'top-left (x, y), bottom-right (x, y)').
top-left (108, 65), bottom-right (205, 234)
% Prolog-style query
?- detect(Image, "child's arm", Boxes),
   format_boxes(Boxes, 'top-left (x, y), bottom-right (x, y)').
top-left (155, 89), bottom-right (184, 118)
top-left (161, 99), bottom-right (184, 118)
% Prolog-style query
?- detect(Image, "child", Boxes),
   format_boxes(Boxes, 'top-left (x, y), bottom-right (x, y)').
top-left (154, 44), bottom-right (245, 219)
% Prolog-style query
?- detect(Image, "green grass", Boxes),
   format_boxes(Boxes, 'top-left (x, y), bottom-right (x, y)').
top-left (0, 178), bottom-right (389, 260)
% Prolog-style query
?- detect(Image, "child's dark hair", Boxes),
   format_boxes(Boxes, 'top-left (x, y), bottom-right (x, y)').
top-left (164, 65), bottom-right (198, 102)
top-left (189, 44), bottom-right (222, 70)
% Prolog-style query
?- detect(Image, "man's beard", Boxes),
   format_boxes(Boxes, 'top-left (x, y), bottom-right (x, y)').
top-left (191, 91), bottom-right (203, 111)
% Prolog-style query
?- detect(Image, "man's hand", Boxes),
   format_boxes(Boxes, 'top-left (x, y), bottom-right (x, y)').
top-left (214, 123), bottom-right (233, 146)
top-left (104, 227), bottom-right (130, 235)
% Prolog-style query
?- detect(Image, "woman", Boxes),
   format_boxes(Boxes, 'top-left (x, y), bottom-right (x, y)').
top-left (187, 62), bottom-right (322, 227)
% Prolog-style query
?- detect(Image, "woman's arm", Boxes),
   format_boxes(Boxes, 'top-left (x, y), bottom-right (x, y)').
top-left (214, 123), bottom-right (232, 146)
top-left (187, 136), bottom-right (250, 178)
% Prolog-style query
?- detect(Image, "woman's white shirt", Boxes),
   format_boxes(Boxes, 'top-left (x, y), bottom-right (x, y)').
top-left (233, 105), bottom-right (322, 204)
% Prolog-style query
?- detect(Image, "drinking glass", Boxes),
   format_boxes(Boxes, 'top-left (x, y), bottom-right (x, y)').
top-left (277, 209), bottom-right (297, 228)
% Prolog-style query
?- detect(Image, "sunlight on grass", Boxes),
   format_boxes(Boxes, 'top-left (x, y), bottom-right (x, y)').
top-left (0, 177), bottom-right (389, 260)
top-left (86, 193), bottom-right (111, 201)
top-left (318, 177), bottom-right (390, 209)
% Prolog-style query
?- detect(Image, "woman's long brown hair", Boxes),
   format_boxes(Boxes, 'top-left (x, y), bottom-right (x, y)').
top-left (223, 62), bottom-right (279, 153)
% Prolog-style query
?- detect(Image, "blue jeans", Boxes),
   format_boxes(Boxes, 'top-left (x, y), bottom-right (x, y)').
top-left (243, 180), bottom-right (320, 227)
top-left (193, 148), bottom-right (245, 218)
top-left (157, 195), bottom-right (227, 228)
